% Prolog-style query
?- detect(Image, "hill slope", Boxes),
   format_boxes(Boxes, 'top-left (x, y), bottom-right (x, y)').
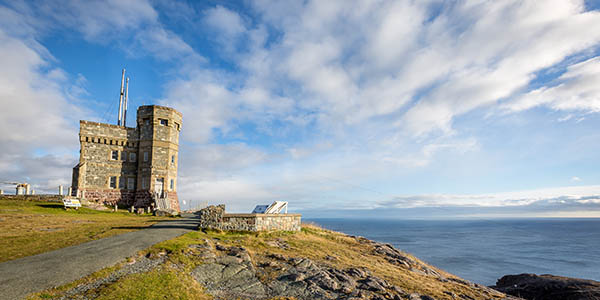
top-left (30, 224), bottom-right (520, 300)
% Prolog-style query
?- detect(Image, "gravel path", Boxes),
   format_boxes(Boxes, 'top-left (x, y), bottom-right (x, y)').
top-left (0, 214), bottom-right (199, 300)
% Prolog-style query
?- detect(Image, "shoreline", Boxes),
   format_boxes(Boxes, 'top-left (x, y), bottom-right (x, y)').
top-left (307, 218), bottom-right (600, 286)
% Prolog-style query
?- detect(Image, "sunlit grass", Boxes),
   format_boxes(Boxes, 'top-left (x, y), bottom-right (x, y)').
top-left (25, 219), bottom-right (507, 300)
top-left (0, 199), bottom-right (170, 262)
top-left (95, 267), bottom-right (211, 300)
top-left (149, 224), bottom-right (505, 300)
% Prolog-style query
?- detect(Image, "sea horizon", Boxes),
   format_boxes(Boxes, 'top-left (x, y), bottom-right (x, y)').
top-left (307, 217), bottom-right (600, 286)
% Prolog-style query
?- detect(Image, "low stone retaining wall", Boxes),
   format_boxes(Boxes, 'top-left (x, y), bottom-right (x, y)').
top-left (198, 204), bottom-right (301, 232)
top-left (0, 194), bottom-right (64, 202)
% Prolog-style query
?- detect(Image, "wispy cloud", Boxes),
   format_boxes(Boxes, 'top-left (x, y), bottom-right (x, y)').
top-left (376, 185), bottom-right (600, 208)
top-left (1, 1), bottom-right (599, 216)
top-left (504, 57), bottom-right (600, 114)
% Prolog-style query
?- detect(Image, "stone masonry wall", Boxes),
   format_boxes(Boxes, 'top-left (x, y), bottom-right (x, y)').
top-left (256, 214), bottom-right (302, 231)
top-left (75, 121), bottom-right (139, 206)
top-left (82, 189), bottom-right (136, 206)
top-left (198, 205), bottom-right (301, 232)
top-left (0, 195), bottom-right (64, 202)
top-left (73, 106), bottom-right (182, 212)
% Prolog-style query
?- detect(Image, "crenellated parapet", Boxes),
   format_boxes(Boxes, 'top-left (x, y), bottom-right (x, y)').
top-left (72, 105), bottom-right (182, 212)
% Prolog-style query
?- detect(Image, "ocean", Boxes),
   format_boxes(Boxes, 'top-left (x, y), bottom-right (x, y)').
top-left (306, 218), bottom-right (600, 286)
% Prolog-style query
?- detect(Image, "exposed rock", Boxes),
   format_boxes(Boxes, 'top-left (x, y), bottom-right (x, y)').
top-left (372, 242), bottom-right (444, 279)
top-left (266, 238), bottom-right (291, 250)
top-left (154, 209), bottom-right (178, 216)
top-left (190, 244), bottom-right (411, 300)
top-left (192, 245), bottom-right (267, 299)
top-left (492, 273), bottom-right (600, 300)
top-left (358, 276), bottom-right (388, 292)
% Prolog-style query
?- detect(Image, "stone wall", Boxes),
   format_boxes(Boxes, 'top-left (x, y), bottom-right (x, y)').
top-left (71, 105), bottom-right (182, 212)
top-left (135, 105), bottom-right (181, 210)
top-left (256, 214), bottom-right (302, 231)
top-left (198, 205), bottom-right (301, 232)
top-left (73, 120), bottom-right (139, 203)
top-left (0, 194), bottom-right (64, 202)
top-left (81, 189), bottom-right (136, 206)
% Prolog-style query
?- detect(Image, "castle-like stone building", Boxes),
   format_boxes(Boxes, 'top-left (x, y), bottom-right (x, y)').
top-left (71, 105), bottom-right (181, 211)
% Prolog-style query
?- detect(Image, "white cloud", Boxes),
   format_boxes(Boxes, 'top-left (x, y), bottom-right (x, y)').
top-left (571, 176), bottom-right (582, 182)
top-left (133, 26), bottom-right (199, 61)
top-left (204, 6), bottom-right (247, 38)
top-left (3, 0), bottom-right (600, 215)
top-left (377, 185), bottom-right (600, 208)
top-left (5, 0), bottom-right (200, 63)
top-left (504, 57), bottom-right (600, 113)
top-left (39, 0), bottom-right (157, 40)
top-left (220, 0), bottom-right (600, 141)
top-left (159, 0), bottom-right (600, 212)
top-left (178, 143), bottom-right (269, 180)
top-left (177, 177), bottom-right (274, 212)
top-left (0, 26), bottom-right (87, 193)
top-left (160, 71), bottom-right (238, 143)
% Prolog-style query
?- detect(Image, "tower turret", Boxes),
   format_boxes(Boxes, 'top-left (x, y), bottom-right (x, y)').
top-left (135, 105), bottom-right (182, 210)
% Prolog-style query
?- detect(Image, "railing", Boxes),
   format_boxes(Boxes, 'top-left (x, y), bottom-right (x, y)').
top-left (153, 191), bottom-right (170, 210)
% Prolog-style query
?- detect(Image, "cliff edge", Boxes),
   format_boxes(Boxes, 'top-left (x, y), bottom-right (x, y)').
top-left (30, 224), bottom-right (521, 300)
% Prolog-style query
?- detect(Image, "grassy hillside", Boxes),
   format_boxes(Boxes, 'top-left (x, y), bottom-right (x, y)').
top-left (0, 199), bottom-right (169, 262)
top-left (30, 224), bottom-right (515, 300)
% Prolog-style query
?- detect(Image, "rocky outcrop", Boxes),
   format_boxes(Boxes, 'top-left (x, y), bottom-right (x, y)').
top-left (40, 225), bottom-right (523, 300)
top-left (492, 273), bottom-right (600, 300)
top-left (189, 239), bottom-right (516, 300)
top-left (191, 241), bottom-right (415, 300)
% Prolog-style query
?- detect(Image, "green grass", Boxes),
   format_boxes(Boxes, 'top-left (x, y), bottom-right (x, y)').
top-left (26, 221), bottom-right (509, 300)
top-left (0, 199), bottom-right (170, 262)
top-left (95, 267), bottom-right (211, 300)
top-left (148, 225), bottom-right (507, 300)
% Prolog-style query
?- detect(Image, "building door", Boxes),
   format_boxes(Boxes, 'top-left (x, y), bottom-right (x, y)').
top-left (154, 178), bottom-right (164, 197)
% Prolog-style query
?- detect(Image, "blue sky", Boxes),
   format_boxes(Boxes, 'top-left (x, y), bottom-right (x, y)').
top-left (1, 0), bottom-right (600, 218)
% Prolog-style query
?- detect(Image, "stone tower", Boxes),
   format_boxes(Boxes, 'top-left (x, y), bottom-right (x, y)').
top-left (134, 105), bottom-right (182, 211)
top-left (71, 105), bottom-right (182, 212)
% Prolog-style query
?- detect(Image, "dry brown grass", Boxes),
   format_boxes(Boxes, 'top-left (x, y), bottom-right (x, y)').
top-left (0, 199), bottom-right (170, 262)
top-left (150, 223), bottom-right (507, 300)
top-left (27, 222), bottom-right (507, 300)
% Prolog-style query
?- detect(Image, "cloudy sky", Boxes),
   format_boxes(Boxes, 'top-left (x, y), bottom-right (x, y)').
top-left (1, 0), bottom-right (600, 218)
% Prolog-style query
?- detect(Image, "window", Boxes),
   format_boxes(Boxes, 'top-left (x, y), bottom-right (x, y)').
top-left (143, 151), bottom-right (149, 162)
top-left (159, 119), bottom-right (168, 126)
top-left (121, 151), bottom-right (127, 161)
top-left (130, 152), bottom-right (137, 162)
top-left (109, 176), bottom-right (117, 189)
top-left (119, 177), bottom-right (125, 189)
top-left (127, 178), bottom-right (135, 190)
top-left (143, 118), bottom-right (150, 126)
top-left (171, 155), bottom-right (175, 164)
top-left (174, 122), bottom-right (180, 130)
top-left (111, 150), bottom-right (118, 160)
top-left (170, 179), bottom-right (174, 190)
top-left (141, 177), bottom-right (148, 189)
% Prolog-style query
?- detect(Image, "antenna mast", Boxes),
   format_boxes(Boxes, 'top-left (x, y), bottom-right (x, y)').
top-left (117, 69), bottom-right (125, 126)
top-left (124, 77), bottom-right (129, 127)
